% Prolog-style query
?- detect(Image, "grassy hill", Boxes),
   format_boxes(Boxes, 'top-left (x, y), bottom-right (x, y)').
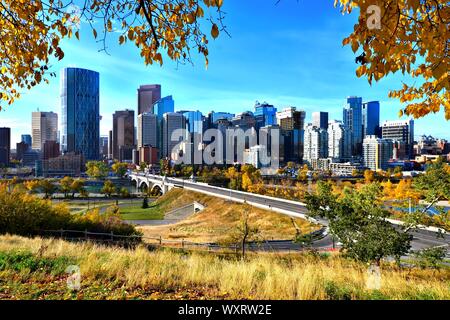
top-left (0, 235), bottom-right (448, 300)
top-left (138, 188), bottom-right (319, 243)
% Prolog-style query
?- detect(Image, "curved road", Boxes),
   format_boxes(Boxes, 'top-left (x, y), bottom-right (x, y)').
top-left (132, 173), bottom-right (449, 253)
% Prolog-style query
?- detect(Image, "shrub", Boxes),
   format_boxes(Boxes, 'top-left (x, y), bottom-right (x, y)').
top-left (0, 183), bottom-right (141, 238)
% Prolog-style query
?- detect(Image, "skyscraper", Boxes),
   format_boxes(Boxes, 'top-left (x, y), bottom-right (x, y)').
top-left (99, 136), bottom-right (109, 158)
top-left (43, 140), bottom-right (60, 160)
top-left (276, 107), bottom-right (306, 162)
top-left (381, 119), bottom-right (415, 159)
top-left (304, 124), bottom-right (328, 164)
top-left (312, 112), bottom-right (329, 130)
top-left (112, 110), bottom-right (135, 161)
top-left (328, 120), bottom-right (351, 161)
top-left (362, 101), bottom-right (380, 137)
top-left (232, 111), bottom-right (256, 131)
top-left (137, 113), bottom-right (158, 149)
top-left (0, 128), bottom-right (11, 166)
top-left (137, 84), bottom-right (161, 115)
top-left (153, 95), bottom-right (175, 120)
top-left (31, 111), bottom-right (58, 150)
top-left (182, 110), bottom-right (204, 137)
top-left (60, 67), bottom-right (100, 161)
top-left (343, 96), bottom-right (363, 158)
top-left (21, 134), bottom-right (32, 146)
top-left (363, 135), bottom-right (393, 171)
top-left (254, 102), bottom-right (277, 130)
top-left (162, 112), bottom-right (186, 159)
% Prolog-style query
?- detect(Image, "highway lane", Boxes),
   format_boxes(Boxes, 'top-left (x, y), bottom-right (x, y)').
top-left (133, 174), bottom-right (449, 250)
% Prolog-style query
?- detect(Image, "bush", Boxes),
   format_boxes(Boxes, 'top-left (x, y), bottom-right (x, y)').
top-left (0, 183), bottom-right (141, 238)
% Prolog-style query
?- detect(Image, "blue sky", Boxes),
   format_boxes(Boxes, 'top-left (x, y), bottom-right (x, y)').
top-left (1, 0), bottom-right (448, 145)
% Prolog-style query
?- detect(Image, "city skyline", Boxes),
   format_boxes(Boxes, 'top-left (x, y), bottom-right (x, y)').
top-left (1, 0), bottom-right (449, 146)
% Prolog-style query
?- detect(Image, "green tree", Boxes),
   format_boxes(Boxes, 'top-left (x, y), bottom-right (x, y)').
top-left (39, 179), bottom-right (58, 199)
top-left (139, 162), bottom-right (148, 173)
top-left (70, 179), bottom-right (86, 198)
top-left (101, 180), bottom-right (116, 198)
top-left (119, 187), bottom-right (130, 198)
top-left (410, 159), bottom-right (450, 229)
top-left (112, 161), bottom-right (128, 178)
top-left (86, 161), bottom-right (109, 180)
top-left (60, 176), bottom-right (74, 198)
top-left (305, 181), bottom-right (411, 265)
top-left (414, 247), bottom-right (447, 270)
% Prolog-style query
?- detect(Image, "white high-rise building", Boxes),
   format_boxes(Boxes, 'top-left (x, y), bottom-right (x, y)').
top-left (304, 123), bottom-right (328, 164)
top-left (31, 111), bottom-right (58, 150)
top-left (328, 120), bottom-right (351, 161)
top-left (137, 113), bottom-right (158, 149)
top-left (381, 119), bottom-right (414, 159)
top-left (363, 135), bottom-right (393, 171)
top-left (162, 112), bottom-right (185, 159)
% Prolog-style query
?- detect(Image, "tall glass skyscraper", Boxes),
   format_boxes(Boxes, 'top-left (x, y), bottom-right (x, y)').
top-left (362, 101), bottom-right (380, 137)
top-left (343, 96), bottom-right (363, 158)
top-left (60, 68), bottom-right (100, 160)
top-left (254, 102), bottom-right (277, 130)
top-left (153, 96), bottom-right (175, 120)
top-left (182, 111), bottom-right (203, 136)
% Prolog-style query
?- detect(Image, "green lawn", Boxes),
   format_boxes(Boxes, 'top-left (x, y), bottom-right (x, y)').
top-left (119, 204), bottom-right (164, 220)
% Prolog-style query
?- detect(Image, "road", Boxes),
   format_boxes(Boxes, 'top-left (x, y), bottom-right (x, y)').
top-left (132, 173), bottom-right (449, 252)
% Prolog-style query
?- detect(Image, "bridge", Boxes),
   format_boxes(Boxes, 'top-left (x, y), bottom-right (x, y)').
top-left (129, 172), bottom-right (316, 222)
top-left (128, 172), bottom-right (449, 252)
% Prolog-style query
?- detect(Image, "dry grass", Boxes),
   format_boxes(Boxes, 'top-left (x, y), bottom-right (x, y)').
top-left (138, 189), bottom-right (317, 243)
top-left (0, 235), bottom-right (448, 300)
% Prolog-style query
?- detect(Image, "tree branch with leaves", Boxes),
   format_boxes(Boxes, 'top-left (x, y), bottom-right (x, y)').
top-left (0, 0), bottom-right (226, 108)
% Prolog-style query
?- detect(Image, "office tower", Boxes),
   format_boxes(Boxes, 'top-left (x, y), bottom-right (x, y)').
top-left (381, 119), bottom-right (415, 159)
top-left (362, 101), bottom-right (380, 137)
top-left (112, 110), bottom-right (135, 161)
top-left (139, 146), bottom-right (159, 165)
top-left (232, 111), bottom-right (256, 131)
top-left (31, 111), bottom-right (58, 150)
top-left (99, 136), bottom-right (109, 158)
top-left (43, 140), bottom-right (60, 160)
top-left (328, 120), bottom-right (351, 161)
top-left (16, 142), bottom-right (29, 161)
top-left (182, 111), bottom-right (203, 136)
top-left (137, 84), bottom-right (161, 115)
top-left (304, 124), bottom-right (328, 164)
top-left (153, 95), bottom-right (175, 120)
top-left (162, 112), bottom-right (185, 159)
top-left (343, 96), bottom-right (363, 158)
top-left (0, 128), bottom-right (11, 166)
top-left (21, 134), bottom-right (32, 146)
top-left (276, 107), bottom-right (306, 162)
top-left (363, 135), bottom-right (393, 171)
top-left (108, 130), bottom-right (113, 160)
top-left (61, 67), bottom-right (100, 160)
top-left (207, 111), bottom-right (235, 129)
top-left (137, 112), bottom-right (158, 149)
top-left (254, 102), bottom-right (277, 130)
top-left (312, 112), bottom-right (329, 130)
top-left (276, 107), bottom-right (306, 131)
